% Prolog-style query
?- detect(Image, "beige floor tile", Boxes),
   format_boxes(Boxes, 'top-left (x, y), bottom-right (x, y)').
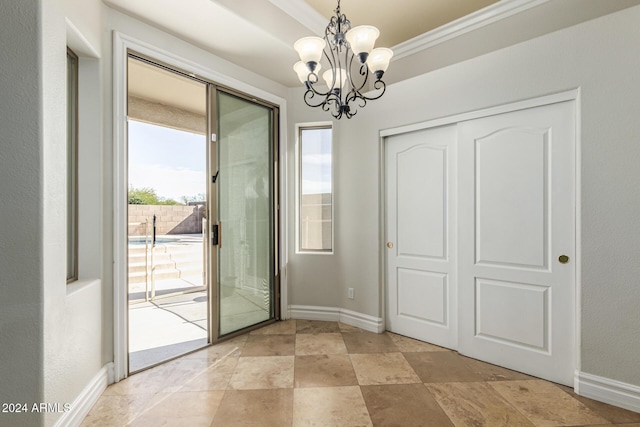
top-left (342, 331), bottom-right (399, 354)
top-left (212, 389), bottom-right (293, 427)
top-left (362, 383), bottom-right (454, 427)
top-left (460, 355), bottom-right (534, 381)
top-left (178, 356), bottom-right (239, 391)
top-left (183, 335), bottom-right (246, 362)
top-left (103, 360), bottom-right (187, 395)
top-left (86, 328), bottom-right (637, 427)
top-left (294, 354), bottom-right (358, 388)
top-left (339, 322), bottom-right (366, 333)
top-left (586, 424), bottom-right (640, 427)
top-left (404, 351), bottom-right (484, 383)
top-left (79, 394), bottom-right (156, 426)
top-left (557, 384), bottom-right (640, 424)
top-left (350, 352), bottom-right (421, 385)
top-left (427, 382), bottom-right (534, 427)
top-left (250, 319), bottom-right (297, 335)
top-left (241, 334), bottom-right (295, 356)
top-left (296, 320), bottom-right (340, 334)
top-left (489, 380), bottom-right (610, 427)
top-left (293, 386), bottom-right (373, 426)
top-left (295, 332), bottom-right (347, 355)
top-left (154, 358), bottom-right (226, 393)
top-left (129, 390), bottom-right (224, 427)
top-left (228, 356), bottom-right (294, 390)
top-left (386, 332), bottom-right (450, 352)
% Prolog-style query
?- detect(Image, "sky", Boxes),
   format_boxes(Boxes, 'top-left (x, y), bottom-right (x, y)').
top-left (301, 127), bottom-right (332, 195)
top-left (128, 120), bottom-right (332, 201)
top-left (128, 120), bottom-right (206, 202)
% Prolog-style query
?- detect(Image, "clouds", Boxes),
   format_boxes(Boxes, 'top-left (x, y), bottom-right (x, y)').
top-left (128, 120), bottom-right (206, 202)
top-left (300, 128), bottom-right (332, 195)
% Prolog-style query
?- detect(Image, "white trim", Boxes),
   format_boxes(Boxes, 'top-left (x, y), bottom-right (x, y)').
top-left (112, 31), bottom-right (288, 381)
top-left (112, 31), bottom-right (129, 383)
top-left (575, 371), bottom-right (640, 413)
top-left (53, 363), bottom-right (113, 427)
top-left (268, 0), bottom-right (552, 61)
top-left (380, 90), bottom-right (581, 384)
top-left (378, 135), bottom-right (387, 335)
top-left (574, 89), bottom-right (583, 373)
top-left (294, 122), bottom-right (334, 255)
top-left (340, 308), bottom-right (385, 333)
top-left (267, 0), bottom-right (326, 35)
top-left (65, 18), bottom-right (100, 58)
top-left (381, 89), bottom-right (579, 138)
top-left (289, 305), bottom-right (384, 333)
top-left (392, 0), bottom-right (551, 60)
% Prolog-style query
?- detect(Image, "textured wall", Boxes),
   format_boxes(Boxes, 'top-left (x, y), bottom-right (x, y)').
top-left (41, 1), bottom-right (106, 426)
top-left (0, 1), bottom-right (45, 426)
top-left (288, 6), bottom-right (640, 386)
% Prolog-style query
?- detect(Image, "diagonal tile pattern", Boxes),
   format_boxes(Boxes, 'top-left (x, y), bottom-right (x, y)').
top-left (82, 320), bottom-right (640, 426)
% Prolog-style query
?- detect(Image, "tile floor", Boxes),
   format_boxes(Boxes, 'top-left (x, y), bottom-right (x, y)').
top-left (82, 320), bottom-right (640, 426)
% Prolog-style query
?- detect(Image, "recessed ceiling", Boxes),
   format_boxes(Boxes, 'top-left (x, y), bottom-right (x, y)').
top-left (303, 0), bottom-right (500, 47)
top-left (104, 0), bottom-right (640, 88)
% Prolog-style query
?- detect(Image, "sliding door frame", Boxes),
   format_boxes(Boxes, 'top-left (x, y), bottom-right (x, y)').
top-left (113, 31), bottom-right (288, 382)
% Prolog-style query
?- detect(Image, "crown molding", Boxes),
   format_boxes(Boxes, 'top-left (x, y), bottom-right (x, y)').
top-left (391, 0), bottom-right (551, 60)
top-left (268, 0), bottom-right (327, 35)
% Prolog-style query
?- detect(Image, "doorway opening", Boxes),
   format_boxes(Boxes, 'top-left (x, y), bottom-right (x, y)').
top-left (127, 56), bottom-right (209, 372)
top-left (125, 53), bottom-right (280, 374)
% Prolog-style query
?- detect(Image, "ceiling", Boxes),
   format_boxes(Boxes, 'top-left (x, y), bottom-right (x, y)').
top-left (105, 0), bottom-right (640, 88)
top-left (304, 0), bottom-right (499, 47)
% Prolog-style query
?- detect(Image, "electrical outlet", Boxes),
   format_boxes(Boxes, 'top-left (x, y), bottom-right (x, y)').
top-left (348, 288), bottom-right (354, 299)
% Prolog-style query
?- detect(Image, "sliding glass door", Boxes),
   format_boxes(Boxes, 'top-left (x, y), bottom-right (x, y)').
top-left (216, 91), bottom-right (277, 336)
top-left (125, 54), bottom-right (279, 374)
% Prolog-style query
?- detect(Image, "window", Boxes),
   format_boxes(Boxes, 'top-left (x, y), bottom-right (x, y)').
top-left (66, 48), bottom-right (78, 282)
top-left (298, 125), bottom-right (333, 252)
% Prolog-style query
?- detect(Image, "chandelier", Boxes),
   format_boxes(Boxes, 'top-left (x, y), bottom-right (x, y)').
top-left (292, 0), bottom-right (393, 119)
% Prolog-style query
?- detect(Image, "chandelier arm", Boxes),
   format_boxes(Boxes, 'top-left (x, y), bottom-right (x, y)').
top-left (358, 79), bottom-right (387, 101)
top-left (323, 96), bottom-right (342, 119)
top-left (303, 88), bottom-right (327, 109)
top-left (306, 75), bottom-right (333, 98)
top-left (346, 55), bottom-right (370, 98)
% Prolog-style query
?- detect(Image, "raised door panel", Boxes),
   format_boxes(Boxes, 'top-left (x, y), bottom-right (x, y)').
top-left (475, 278), bottom-right (549, 351)
top-left (475, 128), bottom-right (549, 270)
top-left (397, 146), bottom-right (446, 260)
top-left (397, 269), bottom-right (448, 326)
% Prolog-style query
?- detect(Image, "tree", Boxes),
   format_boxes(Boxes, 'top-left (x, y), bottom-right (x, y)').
top-left (128, 186), bottom-right (180, 205)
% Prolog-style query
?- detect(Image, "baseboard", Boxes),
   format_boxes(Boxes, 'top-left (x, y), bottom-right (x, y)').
top-left (54, 362), bottom-right (113, 427)
top-left (289, 305), bottom-right (384, 333)
top-left (575, 371), bottom-right (640, 413)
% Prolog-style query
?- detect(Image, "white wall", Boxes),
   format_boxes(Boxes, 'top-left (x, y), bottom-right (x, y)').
top-left (287, 6), bottom-right (640, 386)
top-left (41, 0), bottom-right (106, 425)
top-left (0, 1), bottom-right (106, 426)
top-left (0, 1), bottom-right (45, 425)
top-left (285, 108), bottom-right (342, 309)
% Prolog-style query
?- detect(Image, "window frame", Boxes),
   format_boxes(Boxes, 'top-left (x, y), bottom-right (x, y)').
top-left (296, 123), bottom-right (334, 254)
top-left (66, 47), bottom-right (79, 283)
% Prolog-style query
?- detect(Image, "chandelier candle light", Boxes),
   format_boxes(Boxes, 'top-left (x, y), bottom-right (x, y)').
top-left (293, 0), bottom-right (393, 119)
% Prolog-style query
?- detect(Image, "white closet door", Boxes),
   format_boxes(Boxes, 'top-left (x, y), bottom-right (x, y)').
top-left (385, 125), bottom-right (457, 349)
top-left (457, 101), bottom-right (576, 386)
